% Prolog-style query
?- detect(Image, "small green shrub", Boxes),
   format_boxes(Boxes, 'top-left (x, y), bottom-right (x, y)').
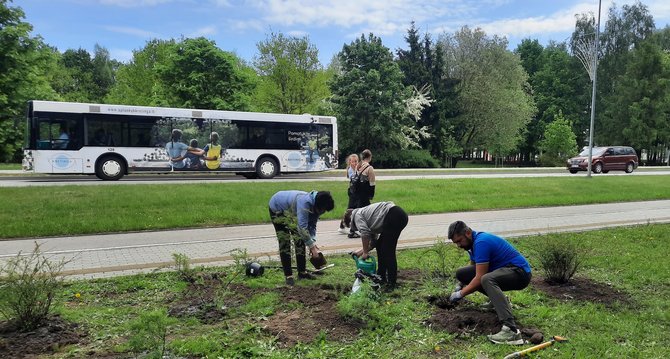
top-left (336, 285), bottom-right (380, 322)
top-left (534, 236), bottom-right (582, 284)
top-left (373, 149), bottom-right (439, 168)
top-left (0, 243), bottom-right (68, 331)
top-left (172, 253), bottom-right (196, 282)
top-left (424, 237), bottom-right (453, 279)
top-left (127, 308), bottom-right (177, 359)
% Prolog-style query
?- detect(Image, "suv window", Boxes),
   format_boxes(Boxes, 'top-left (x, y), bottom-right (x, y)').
top-left (614, 147), bottom-right (625, 155)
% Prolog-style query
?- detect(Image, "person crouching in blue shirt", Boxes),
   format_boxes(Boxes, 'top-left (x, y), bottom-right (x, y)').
top-left (269, 190), bottom-right (335, 286)
top-left (447, 220), bottom-right (532, 345)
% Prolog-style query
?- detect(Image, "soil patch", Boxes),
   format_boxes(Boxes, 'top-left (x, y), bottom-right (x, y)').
top-left (531, 276), bottom-right (631, 308)
top-left (167, 274), bottom-right (252, 323)
top-left (263, 285), bottom-right (362, 346)
top-left (425, 297), bottom-right (543, 342)
top-left (397, 268), bottom-right (424, 285)
top-left (0, 315), bottom-right (87, 358)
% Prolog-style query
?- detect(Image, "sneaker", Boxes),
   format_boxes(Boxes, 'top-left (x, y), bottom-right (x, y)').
top-left (298, 272), bottom-right (317, 280)
top-left (348, 232), bottom-right (361, 238)
top-left (487, 325), bottom-right (524, 345)
top-left (338, 227), bottom-right (349, 235)
top-left (285, 276), bottom-right (295, 286)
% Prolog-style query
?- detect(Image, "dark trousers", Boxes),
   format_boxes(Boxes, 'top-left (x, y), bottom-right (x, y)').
top-left (376, 206), bottom-right (408, 285)
top-left (455, 265), bottom-right (531, 328)
top-left (269, 208), bottom-right (306, 277)
top-left (339, 191), bottom-right (370, 229)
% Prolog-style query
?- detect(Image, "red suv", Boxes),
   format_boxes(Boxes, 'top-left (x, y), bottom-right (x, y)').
top-left (567, 146), bottom-right (639, 174)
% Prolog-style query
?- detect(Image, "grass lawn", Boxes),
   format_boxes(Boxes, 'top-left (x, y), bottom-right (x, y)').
top-left (0, 163), bottom-right (20, 170)
top-left (1, 175), bottom-right (669, 239)
top-left (2, 224), bottom-right (665, 358)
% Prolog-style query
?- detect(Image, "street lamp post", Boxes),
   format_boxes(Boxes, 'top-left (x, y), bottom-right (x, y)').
top-left (587, 0), bottom-right (602, 178)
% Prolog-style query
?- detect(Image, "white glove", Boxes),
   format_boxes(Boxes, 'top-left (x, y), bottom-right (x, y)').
top-left (449, 290), bottom-right (463, 303)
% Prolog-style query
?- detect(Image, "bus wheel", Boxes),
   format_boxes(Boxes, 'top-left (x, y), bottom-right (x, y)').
top-left (256, 157), bottom-right (278, 179)
top-left (96, 156), bottom-right (125, 180)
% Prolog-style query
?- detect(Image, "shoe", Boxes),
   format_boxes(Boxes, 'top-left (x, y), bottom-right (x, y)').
top-left (285, 276), bottom-right (295, 286)
top-left (298, 272), bottom-right (317, 280)
top-left (488, 325), bottom-right (524, 345)
top-left (348, 232), bottom-right (361, 238)
top-left (338, 227), bottom-right (349, 235)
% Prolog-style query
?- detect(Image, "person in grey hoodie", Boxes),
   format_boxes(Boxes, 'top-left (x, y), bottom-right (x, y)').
top-left (344, 201), bottom-right (408, 290)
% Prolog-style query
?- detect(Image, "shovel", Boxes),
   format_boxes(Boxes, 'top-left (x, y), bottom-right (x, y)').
top-left (503, 336), bottom-right (568, 359)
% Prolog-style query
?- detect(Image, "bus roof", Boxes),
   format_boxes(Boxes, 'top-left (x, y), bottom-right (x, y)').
top-left (29, 100), bottom-right (336, 125)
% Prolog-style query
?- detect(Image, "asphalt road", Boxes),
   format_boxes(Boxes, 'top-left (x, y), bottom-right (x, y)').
top-left (1, 167), bottom-right (669, 186)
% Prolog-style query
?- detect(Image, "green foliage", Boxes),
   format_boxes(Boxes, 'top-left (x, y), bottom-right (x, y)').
top-left (372, 149), bottom-right (439, 168)
top-left (538, 114), bottom-right (578, 166)
top-left (440, 27), bottom-right (536, 159)
top-left (423, 237), bottom-right (452, 279)
top-left (127, 308), bottom-right (177, 358)
top-left (0, 242), bottom-right (68, 330)
top-left (253, 31), bottom-right (330, 114)
top-left (533, 235), bottom-right (582, 284)
top-left (330, 33), bottom-right (411, 154)
top-left (172, 253), bottom-right (196, 283)
top-left (157, 37), bottom-right (256, 110)
top-left (336, 285), bottom-right (380, 322)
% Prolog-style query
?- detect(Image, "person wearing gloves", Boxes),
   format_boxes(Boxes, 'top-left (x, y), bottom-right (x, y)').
top-left (269, 190), bottom-right (335, 286)
top-left (344, 201), bottom-right (408, 291)
top-left (447, 220), bottom-right (532, 345)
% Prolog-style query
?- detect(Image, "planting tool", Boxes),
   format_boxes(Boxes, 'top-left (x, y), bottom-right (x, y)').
top-left (503, 336), bottom-right (568, 359)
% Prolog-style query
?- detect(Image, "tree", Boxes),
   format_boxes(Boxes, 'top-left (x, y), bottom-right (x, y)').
top-left (439, 27), bottom-right (535, 163)
top-left (157, 37), bottom-right (256, 110)
top-left (538, 113), bottom-right (578, 166)
top-left (0, 0), bottom-right (58, 162)
top-left (330, 33), bottom-right (412, 156)
top-left (602, 39), bottom-right (670, 156)
top-left (253, 31), bottom-right (330, 114)
top-left (105, 39), bottom-right (176, 106)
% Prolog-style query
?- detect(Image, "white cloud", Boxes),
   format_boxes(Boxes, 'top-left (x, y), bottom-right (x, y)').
top-left (103, 25), bottom-right (159, 38)
top-left (287, 30), bottom-right (308, 37)
top-left (190, 25), bottom-right (218, 37)
top-left (99, 0), bottom-right (174, 7)
top-left (477, 3), bottom-right (595, 38)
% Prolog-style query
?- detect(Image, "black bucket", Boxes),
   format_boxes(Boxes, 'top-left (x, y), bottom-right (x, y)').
top-left (245, 262), bottom-right (265, 277)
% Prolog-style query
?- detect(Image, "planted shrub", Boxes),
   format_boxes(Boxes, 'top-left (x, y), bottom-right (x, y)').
top-left (0, 243), bottom-right (68, 331)
top-left (425, 237), bottom-right (452, 279)
top-left (172, 252), bottom-right (196, 282)
top-left (534, 236), bottom-right (582, 284)
top-left (128, 309), bottom-right (177, 359)
top-left (336, 285), bottom-right (380, 323)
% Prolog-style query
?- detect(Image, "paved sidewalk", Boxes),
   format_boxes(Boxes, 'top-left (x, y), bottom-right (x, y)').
top-left (1, 200), bottom-right (669, 279)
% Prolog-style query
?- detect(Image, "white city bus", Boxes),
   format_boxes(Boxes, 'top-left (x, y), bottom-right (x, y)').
top-left (22, 101), bottom-right (338, 180)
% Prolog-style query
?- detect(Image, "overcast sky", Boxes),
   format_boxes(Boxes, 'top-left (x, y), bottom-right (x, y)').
top-left (17, 0), bottom-right (670, 65)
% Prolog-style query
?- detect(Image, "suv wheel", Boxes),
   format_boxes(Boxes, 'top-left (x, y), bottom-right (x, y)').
top-left (593, 162), bottom-right (603, 174)
top-left (569, 169), bottom-right (578, 174)
top-left (625, 162), bottom-right (635, 173)
top-left (256, 157), bottom-right (278, 179)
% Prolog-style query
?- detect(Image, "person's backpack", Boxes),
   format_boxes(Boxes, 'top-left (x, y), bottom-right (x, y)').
top-left (349, 164), bottom-right (369, 195)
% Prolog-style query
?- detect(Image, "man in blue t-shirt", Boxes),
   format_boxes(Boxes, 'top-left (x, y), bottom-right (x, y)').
top-left (447, 220), bottom-right (532, 345)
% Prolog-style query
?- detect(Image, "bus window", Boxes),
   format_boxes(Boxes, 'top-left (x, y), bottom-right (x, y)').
top-left (37, 117), bottom-right (79, 150)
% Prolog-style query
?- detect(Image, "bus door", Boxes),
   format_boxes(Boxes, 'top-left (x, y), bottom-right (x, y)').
top-left (35, 115), bottom-right (84, 173)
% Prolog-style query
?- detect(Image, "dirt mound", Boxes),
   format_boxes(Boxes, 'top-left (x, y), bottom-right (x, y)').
top-left (167, 277), bottom-right (253, 323)
top-left (426, 298), bottom-right (543, 341)
top-left (532, 276), bottom-right (632, 307)
top-left (0, 315), bottom-right (87, 358)
top-left (263, 285), bottom-right (362, 346)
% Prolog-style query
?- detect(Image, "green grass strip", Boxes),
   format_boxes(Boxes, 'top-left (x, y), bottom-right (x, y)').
top-left (1, 175), bottom-right (668, 239)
